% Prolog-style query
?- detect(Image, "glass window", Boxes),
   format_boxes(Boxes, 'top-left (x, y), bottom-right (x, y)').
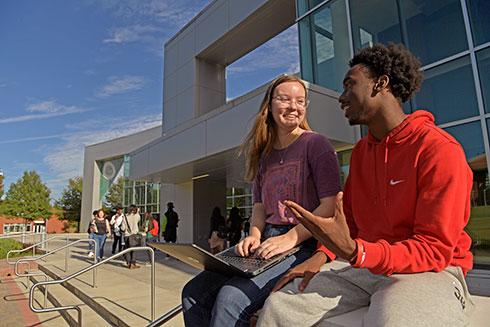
top-left (400, 0), bottom-right (467, 65)
top-left (467, 0), bottom-right (490, 46)
top-left (299, 0), bottom-right (350, 92)
top-left (477, 47), bottom-right (490, 113)
top-left (350, 0), bottom-right (402, 52)
top-left (445, 121), bottom-right (489, 266)
top-left (414, 56), bottom-right (478, 124)
top-left (297, 0), bottom-right (327, 16)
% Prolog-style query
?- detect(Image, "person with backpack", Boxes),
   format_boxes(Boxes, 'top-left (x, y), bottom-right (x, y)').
top-left (110, 206), bottom-right (126, 255)
top-left (123, 204), bottom-right (142, 269)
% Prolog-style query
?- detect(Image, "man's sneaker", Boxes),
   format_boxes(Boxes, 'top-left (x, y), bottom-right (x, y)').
top-left (88, 252), bottom-right (94, 258)
top-left (129, 263), bottom-right (141, 269)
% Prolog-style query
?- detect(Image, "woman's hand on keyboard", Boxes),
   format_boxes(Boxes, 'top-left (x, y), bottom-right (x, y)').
top-left (255, 234), bottom-right (295, 260)
top-left (236, 235), bottom-right (261, 257)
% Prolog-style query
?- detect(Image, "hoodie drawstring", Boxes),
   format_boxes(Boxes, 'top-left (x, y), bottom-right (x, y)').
top-left (384, 136), bottom-right (390, 206)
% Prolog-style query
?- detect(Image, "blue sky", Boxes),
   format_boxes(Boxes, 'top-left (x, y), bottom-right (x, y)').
top-left (0, 0), bottom-right (299, 200)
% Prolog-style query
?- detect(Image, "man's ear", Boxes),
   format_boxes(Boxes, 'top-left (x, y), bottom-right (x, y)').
top-left (374, 75), bottom-right (390, 92)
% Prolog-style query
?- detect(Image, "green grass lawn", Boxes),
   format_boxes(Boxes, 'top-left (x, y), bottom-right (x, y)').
top-left (467, 206), bottom-right (490, 242)
top-left (0, 238), bottom-right (29, 259)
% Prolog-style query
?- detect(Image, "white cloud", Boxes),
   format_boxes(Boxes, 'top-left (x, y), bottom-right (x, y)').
top-left (0, 100), bottom-right (89, 124)
top-left (86, 0), bottom-right (208, 57)
top-left (103, 24), bottom-right (161, 44)
top-left (0, 134), bottom-right (66, 145)
top-left (87, 0), bottom-right (209, 26)
top-left (97, 75), bottom-right (146, 97)
top-left (228, 25), bottom-right (300, 75)
top-left (43, 113), bottom-right (162, 197)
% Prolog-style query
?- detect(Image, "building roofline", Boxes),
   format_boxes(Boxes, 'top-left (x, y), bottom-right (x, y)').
top-left (86, 125), bottom-right (162, 149)
top-left (164, 0), bottom-right (218, 47)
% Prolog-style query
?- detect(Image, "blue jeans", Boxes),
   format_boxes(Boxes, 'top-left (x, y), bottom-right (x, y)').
top-left (88, 233), bottom-right (95, 251)
top-left (181, 224), bottom-right (316, 327)
top-left (92, 233), bottom-right (107, 260)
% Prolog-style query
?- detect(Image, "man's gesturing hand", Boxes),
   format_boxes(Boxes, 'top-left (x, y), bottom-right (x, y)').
top-left (284, 192), bottom-right (357, 261)
top-left (272, 251), bottom-right (327, 292)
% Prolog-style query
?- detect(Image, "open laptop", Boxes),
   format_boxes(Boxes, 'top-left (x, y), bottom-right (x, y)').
top-left (149, 242), bottom-right (299, 277)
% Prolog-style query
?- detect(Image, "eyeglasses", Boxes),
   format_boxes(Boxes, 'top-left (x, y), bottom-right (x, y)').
top-left (272, 95), bottom-right (310, 108)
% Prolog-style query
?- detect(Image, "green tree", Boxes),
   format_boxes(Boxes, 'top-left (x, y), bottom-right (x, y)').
top-left (0, 171), bottom-right (51, 221)
top-left (56, 177), bottom-right (82, 222)
top-left (0, 171), bottom-right (4, 199)
top-left (104, 176), bottom-right (124, 209)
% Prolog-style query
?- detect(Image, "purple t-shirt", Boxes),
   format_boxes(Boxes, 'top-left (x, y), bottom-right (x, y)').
top-left (253, 131), bottom-right (341, 225)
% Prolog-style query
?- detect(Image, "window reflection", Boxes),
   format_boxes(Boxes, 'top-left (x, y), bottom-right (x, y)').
top-left (414, 56), bottom-right (478, 124)
top-left (467, 0), bottom-right (490, 46)
top-left (350, 0), bottom-right (402, 52)
top-left (299, 0), bottom-right (350, 92)
top-left (350, 0), bottom-right (467, 65)
top-left (297, 0), bottom-right (327, 16)
top-left (476, 48), bottom-right (490, 113)
top-left (445, 121), bottom-right (490, 265)
top-left (400, 0), bottom-right (467, 65)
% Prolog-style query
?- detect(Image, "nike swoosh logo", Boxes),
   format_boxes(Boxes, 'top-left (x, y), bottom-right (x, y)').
top-left (389, 179), bottom-right (405, 186)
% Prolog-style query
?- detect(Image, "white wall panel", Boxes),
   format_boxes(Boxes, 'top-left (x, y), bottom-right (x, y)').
top-left (177, 60), bottom-right (196, 94)
top-left (229, 0), bottom-right (266, 27)
top-left (147, 122), bottom-right (206, 173)
top-left (196, 2), bottom-right (229, 54)
top-left (163, 97), bottom-right (177, 131)
top-left (206, 95), bottom-right (262, 155)
top-left (164, 43), bottom-right (178, 77)
top-left (177, 28), bottom-right (196, 68)
top-left (176, 87), bottom-right (196, 126)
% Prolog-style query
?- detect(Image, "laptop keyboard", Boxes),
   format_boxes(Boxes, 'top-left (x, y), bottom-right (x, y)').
top-left (218, 252), bottom-right (272, 272)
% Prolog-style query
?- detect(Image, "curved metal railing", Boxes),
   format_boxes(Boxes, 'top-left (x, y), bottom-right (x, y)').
top-left (146, 304), bottom-right (182, 327)
top-left (15, 238), bottom-right (97, 288)
top-left (29, 246), bottom-right (155, 327)
top-left (6, 235), bottom-right (69, 264)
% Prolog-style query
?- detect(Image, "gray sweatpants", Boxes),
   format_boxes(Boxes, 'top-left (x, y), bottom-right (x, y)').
top-left (257, 260), bottom-right (474, 327)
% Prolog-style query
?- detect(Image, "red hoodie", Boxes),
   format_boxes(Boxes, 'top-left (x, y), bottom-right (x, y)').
top-left (343, 110), bottom-right (473, 276)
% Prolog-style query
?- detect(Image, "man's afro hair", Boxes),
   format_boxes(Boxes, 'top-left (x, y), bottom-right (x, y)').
top-left (350, 43), bottom-right (423, 103)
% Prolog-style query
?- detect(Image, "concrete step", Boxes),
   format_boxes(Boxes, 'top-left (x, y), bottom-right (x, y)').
top-left (29, 273), bottom-right (111, 326)
top-left (36, 249), bottom-right (198, 326)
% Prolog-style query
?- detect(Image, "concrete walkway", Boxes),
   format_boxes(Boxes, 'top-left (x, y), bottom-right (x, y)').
top-left (1, 235), bottom-right (200, 326)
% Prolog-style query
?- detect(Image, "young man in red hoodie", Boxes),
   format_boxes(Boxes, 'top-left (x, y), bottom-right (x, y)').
top-left (257, 43), bottom-right (474, 326)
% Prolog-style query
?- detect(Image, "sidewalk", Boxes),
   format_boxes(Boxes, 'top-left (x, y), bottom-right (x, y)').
top-left (0, 259), bottom-right (66, 327)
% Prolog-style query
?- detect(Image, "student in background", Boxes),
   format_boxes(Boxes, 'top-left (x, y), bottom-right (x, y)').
top-left (110, 206), bottom-right (125, 255)
top-left (90, 209), bottom-right (111, 262)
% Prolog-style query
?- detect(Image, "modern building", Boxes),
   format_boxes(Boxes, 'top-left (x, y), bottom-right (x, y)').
top-left (81, 0), bottom-right (490, 273)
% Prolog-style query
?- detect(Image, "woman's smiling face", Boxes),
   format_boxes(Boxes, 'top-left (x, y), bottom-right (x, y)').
top-left (270, 81), bottom-right (307, 132)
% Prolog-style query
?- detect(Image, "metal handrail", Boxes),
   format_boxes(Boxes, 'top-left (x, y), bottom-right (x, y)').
top-left (146, 304), bottom-right (182, 327)
top-left (0, 231), bottom-right (37, 239)
top-left (1, 231), bottom-right (47, 250)
top-left (15, 238), bottom-right (97, 288)
top-left (26, 271), bottom-right (50, 309)
top-left (29, 246), bottom-right (155, 327)
top-left (6, 235), bottom-right (68, 264)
